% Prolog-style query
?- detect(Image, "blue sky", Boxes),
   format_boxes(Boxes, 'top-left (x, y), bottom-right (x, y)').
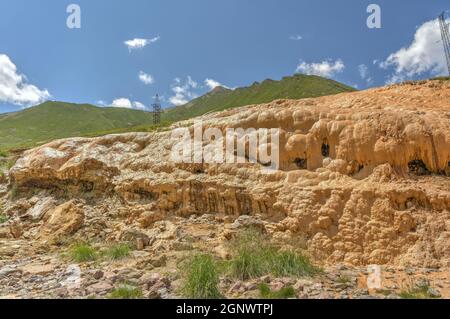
top-left (0, 0), bottom-right (448, 113)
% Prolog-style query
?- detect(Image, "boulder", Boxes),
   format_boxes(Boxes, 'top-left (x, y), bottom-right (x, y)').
top-left (39, 200), bottom-right (84, 242)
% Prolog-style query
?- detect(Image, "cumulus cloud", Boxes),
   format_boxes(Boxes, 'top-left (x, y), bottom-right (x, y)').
top-left (0, 54), bottom-right (50, 107)
top-left (296, 59), bottom-right (345, 78)
top-left (124, 36), bottom-right (160, 51)
top-left (289, 35), bottom-right (303, 41)
top-left (169, 76), bottom-right (199, 106)
top-left (111, 98), bottom-right (148, 110)
top-left (380, 19), bottom-right (448, 84)
top-left (204, 78), bottom-right (232, 91)
top-left (139, 71), bottom-right (154, 85)
top-left (111, 98), bottom-right (133, 108)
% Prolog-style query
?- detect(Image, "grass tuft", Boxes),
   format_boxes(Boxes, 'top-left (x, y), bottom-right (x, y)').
top-left (180, 254), bottom-right (222, 299)
top-left (108, 284), bottom-right (143, 299)
top-left (228, 229), bottom-right (319, 280)
top-left (258, 283), bottom-right (296, 299)
top-left (69, 243), bottom-right (97, 263)
top-left (270, 250), bottom-right (318, 277)
top-left (104, 243), bottom-right (131, 261)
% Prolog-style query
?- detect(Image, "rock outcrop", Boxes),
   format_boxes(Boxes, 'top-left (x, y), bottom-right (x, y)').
top-left (5, 80), bottom-right (450, 268)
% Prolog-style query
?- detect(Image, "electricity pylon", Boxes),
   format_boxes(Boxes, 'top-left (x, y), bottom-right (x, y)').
top-left (152, 94), bottom-right (162, 125)
top-left (439, 11), bottom-right (450, 76)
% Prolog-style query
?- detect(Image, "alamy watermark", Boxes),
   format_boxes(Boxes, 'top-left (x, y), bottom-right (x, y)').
top-left (170, 121), bottom-right (280, 173)
top-left (367, 265), bottom-right (382, 289)
top-left (66, 4), bottom-right (81, 29)
top-left (367, 4), bottom-right (381, 29)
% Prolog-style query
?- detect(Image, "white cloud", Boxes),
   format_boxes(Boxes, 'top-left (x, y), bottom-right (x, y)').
top-left (111, 98), bottom-right (133, 109)
top-left (169, 76), bottom-right (198, 106)
top-left (358, 64), bottom-right (368, 79)
top-left (204, 78), bottom-right (232, 91)
top-left (124, 36), bottom-right (160, 51)
top-left (0, 54), bottom-right (50, 107)
top-left (296, 59), bottom-right (345, 78)
top-left (111, 98), bottom-right (148, 110)
top-left (289, 35), bottom-right (303, 41)
top-left (380, 19), bottom-right (448, 84)
top-left (139, 71), bottom-right (154, 85)
top-left (358, 64), bottom-right (373, 85)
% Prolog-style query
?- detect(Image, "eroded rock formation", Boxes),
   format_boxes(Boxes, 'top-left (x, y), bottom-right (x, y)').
top-left (5, 80), bottom-right (450, 268)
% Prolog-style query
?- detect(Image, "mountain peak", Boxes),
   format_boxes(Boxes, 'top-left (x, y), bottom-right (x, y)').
top-left (209, 85), bottom-right (231, 95)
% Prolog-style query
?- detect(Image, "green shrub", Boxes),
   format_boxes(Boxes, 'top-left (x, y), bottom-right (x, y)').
top-left (228, 229), bottom-right (319, 280)
top-left (258, 283), bottom-right (296, 299)
top-left (108, 285), bottom-right (143, 299)
top-left (69, 243), bottom-right (97, 262)
top-left (104, 243), bottom-right (131, 261)
top-left (180, 254), bottom-right (222, 299)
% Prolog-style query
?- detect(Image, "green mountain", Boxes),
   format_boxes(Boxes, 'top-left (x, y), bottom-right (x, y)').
top-left (0, 74), bottom-right (356, 153)
top-left (163, 74), bottom-right (356, 122)
top-left (0, 102), bottom-right (157, 151)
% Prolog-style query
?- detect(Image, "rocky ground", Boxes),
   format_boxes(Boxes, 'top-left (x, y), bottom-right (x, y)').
top-left (0, 80), bottom-right (449, 299)
top-left (0, 214), bottom-right (448, 299)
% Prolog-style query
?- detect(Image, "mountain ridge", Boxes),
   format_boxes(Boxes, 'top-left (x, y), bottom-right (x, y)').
top-left (0, 74), bottom-right (356, 152)
top-left (163, 74), bottom-right (356, 122)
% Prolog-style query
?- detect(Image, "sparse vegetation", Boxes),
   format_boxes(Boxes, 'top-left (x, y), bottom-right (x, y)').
top-left (108, 284), bottom-right (143, 299)
top-left (103, 243), bottom-right (131, 261)
top-left (180, 254), bottom-right (222, 299)
top-left (399, 281), bottom-right (440, 299)
top-left (0, 213), bottom-right (8, 224)
top-left (228, 229), bottom-right (319, 280)
top-left (69, 243), bottom-right (97, 263)
top-left (258, 283), bottom-right (296, 299)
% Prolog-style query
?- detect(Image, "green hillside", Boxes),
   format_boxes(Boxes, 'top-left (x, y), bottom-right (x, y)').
top-left (0, 74), bottom-right (355, 153)
top-left (163, 74), bottom-right (356, 122)
top-left (0, 102), bottom-right (157, 151)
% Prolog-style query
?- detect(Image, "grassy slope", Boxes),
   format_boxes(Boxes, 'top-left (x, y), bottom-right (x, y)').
top-left (163, 74), bottom-right (356, 122)
top-left (0, 101), bottom-right (156, 150)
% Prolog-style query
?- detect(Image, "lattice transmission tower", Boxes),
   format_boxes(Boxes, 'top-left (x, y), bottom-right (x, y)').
top-left (152, 94), bottom-right (162, 125)
top-left (439, 11), bottom-right (450, 76)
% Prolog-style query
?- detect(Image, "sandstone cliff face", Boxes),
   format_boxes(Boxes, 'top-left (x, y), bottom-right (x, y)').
top-left (6, 80), bottom-right (450, 267)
